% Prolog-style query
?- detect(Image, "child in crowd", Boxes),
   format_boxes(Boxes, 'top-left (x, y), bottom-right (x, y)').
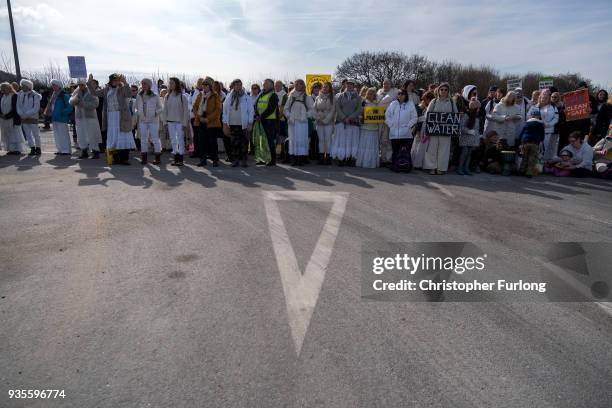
top-left (552, 149), bottom-right (573, 177)
top-left (518, 109), bottom-right (545, 178)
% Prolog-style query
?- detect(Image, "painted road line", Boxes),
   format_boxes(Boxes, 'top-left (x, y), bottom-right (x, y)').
top-left (264, 191), bottom-right (349, 355)
top-left (426, 181), bottom-right (455, 198)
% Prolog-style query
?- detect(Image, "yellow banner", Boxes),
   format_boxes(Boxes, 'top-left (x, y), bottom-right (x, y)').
top-left (364, 106), bottom-right (386, 124)
top-left (305, 74), bottom-right (332, 95)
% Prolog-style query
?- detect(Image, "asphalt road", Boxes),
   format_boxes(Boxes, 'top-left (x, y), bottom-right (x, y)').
top-left (1, 147), bottom-right (611, 407)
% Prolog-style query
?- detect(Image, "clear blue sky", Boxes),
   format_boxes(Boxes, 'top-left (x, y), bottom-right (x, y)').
top-left (1, 0), bottom-right (610, 88)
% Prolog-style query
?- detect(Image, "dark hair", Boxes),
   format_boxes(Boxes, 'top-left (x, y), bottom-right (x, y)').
top-left (402, 79), bottom-right (415, 89)
top-left (568, 131), bottom-right (583, 142)
top-left (168, 77), bottom-right (182, 95)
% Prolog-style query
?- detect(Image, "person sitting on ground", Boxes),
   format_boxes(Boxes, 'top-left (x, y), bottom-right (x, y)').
top-left (518, 109), bottom-right (545, 178)
top-left (592, 132), bottom-right (612, 179)
top-left (477, 131), bottom-right (503, 174)
top-left (551, 149), bottom-right (574, 177)
top-left (553, 131), bottom-right (594, 178)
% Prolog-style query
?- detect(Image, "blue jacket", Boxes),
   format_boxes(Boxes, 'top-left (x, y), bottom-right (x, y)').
top-left (51, 91), bottom-right (73, 123)
top-left (520, 119), bottom-right (545, 144)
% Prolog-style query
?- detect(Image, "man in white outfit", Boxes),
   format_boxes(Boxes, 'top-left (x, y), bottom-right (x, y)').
top-left (16, 79), bottom-right (41, 156)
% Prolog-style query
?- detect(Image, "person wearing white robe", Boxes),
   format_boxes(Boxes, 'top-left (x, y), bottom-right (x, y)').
top-left (356, 88), bottom-right (381, 168)
top-left (0, 82), bottom-right (25, 154)
top-left (16, 79), bottom-right (41, 156)
top-left (331, 79), bottom-right (362, 166)
top-left (311, 81), bottom-right (335, 164)
top-left (70, 79), bottom-right (102, 159)
top-left (283, 79), bottom-right (312, 166)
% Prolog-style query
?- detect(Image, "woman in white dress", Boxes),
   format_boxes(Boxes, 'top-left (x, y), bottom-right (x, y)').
top-left (283, 79), bottom-right (312, 166)
top-left (356, 88), bottom-right (380, 168)
top-left (88, 73), bottom-right (136, 165)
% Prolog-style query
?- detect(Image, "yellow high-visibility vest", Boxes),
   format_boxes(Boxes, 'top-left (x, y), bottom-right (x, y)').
top-left (256, 92), bottom-right (276, 120)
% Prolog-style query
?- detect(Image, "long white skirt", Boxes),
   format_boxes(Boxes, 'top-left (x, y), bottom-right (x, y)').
top-left (288, 121), bottom-right (309, 156)
top-left (331, 123), bottom-right (359, 160)
top-left (52, 122), bottom-right (72, 154)
top-left (379, 124), bottom-right (393, 163)
top-left (106, 111), bottom-right (136, 150)
top-left (0, 118), bottom-right (25, 152)
top-left (356, 128), bottom-right (380, 168)
top-left (76, 117), bottom-right (102, 151)
top-left (411, 133), bottom-right (429, 169)
top-left (317, 124), bottom-right (334, 154)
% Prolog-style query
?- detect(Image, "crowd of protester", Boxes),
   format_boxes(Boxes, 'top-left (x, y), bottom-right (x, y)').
top-left (0, 74), bottom-right (610, 179)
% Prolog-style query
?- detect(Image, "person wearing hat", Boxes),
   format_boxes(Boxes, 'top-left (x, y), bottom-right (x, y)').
top-left (87, 73), bottom-right (135, 164)
top-left (43, 79), bottom-right (73, 155)
top-left (69, 79), bottom-right (102, 159)
top-left (518, 108), bottom-right (545, 178)
top-left (254, 78), bottom-right (280, 166)
top-left (196, 78), bottom-right (222, 167)
top-left (423, 82), bottom-right (457, 175)
top-left (0, 82), bottom-right (25, 155)
top-left (134, 78), bottom-right (163, 165)
top-left (331, 79), bottom-right (362, 166)
top-left (16, 79), bottom-right (42, 156)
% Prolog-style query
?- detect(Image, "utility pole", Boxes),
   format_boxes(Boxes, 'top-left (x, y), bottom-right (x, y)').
top-left (6, 0), bottom-right (21, 79)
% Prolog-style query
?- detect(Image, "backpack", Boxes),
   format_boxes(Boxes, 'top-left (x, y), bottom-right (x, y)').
top-left (392, 146), bottom-right (413, 173)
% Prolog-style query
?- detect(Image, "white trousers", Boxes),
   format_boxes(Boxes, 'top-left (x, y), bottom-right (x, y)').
top-left (168, 122), bottom-right (185, 155)
top-left (317, 124), bottom-right (333, 154)
top-left (139, 121), bottom-right (161, 153)
top-left (0, 118), bottom-right (25, 152)
top-left (22, 123), bottom-right (40, 148)
top-left (52, 122), bottom-right (72, 154)
top-left (424, 135), bottom-right (451, 171)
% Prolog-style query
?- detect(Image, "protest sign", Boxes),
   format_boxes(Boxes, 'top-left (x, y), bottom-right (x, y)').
top-left (425, 112), bottom-right (462, 136)
top-left (563, 89), bottom-right (591, 122)
top-left (538, 77), bottom-right (554, 90)
top-left (506, 78), bottom-right (522, 91)
top-left (305, 74), bottom-right (332, 95)
top-left (67, 56), bottom-right (87, 79)
top-left (363, 106), bottom-right (386, 124)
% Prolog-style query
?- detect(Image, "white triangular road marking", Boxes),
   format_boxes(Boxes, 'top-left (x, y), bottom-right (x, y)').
top-left (264, 191), bottom-right (349, 355)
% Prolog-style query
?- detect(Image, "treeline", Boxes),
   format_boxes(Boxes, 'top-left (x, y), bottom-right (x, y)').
top-left (335, 51), bottom-right (603, 94)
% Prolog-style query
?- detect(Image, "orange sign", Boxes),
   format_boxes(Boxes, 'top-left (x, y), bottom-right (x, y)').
top-left (564, 89), bottom-right (590, 122)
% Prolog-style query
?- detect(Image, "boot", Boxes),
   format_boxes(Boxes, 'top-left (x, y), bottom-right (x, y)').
top-left (79, 148), bottom-right (88, 159)
top-left (326, 155), bottom-right (332, 165)
top-left (152, 153), bottom-right (161, 165)
top-left (91, 150), bottom-right (100, 159)
top-left (171, 154), bottom-right (179, 166)
top-left (297, 156), bottom-right (304, 166)
top-left (317, 153), bottom-right (324, 165)
top-left (197, 158), bottom-right (207, 167)
top-left (35, 147), bottom-right (41, 155)
top-left (141, 152), bottom-right (148, 165)
top-left (347, 158), bottom-right (355, 167)
top-left (28, 146), bottom-right (37, 156)
top-left (119, 150), bottom-right (130, 165)
top-left (177, 154), bottom-right (184, 166)
top-left (290, 155), bottom-right (298, 166)
top-left (231, 160), bottom-right (240, 167)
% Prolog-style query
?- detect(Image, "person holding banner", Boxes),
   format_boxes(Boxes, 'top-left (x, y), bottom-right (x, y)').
top-left (527, 89), bottom-right (558, 161)
top-left (331, 79), bottom-right (362, 167)
top-left (423, 82), bottom-right (457, 175)
top-left (356, 88), bottom-right (381, 168)
top-left (384, 88), bottom-right (418, 168)
top-left (88, 73), bottom-right (136, 165)
top-left (135, 78), bottom-right (163, 165)
top-left (312, 81), bottom-right (335, 165)
top-left (283, 79), bottom-right (312, 166)
top-left (69, 79), bottom-right (102, 159)
top-left (44, 79), bottom-right (73, 155)
top-left (0, 82), bottom-right (25, 155)
top-left (377, 79), bottom-right (399, 166)
top-left (16, 79), bottom-right (42, 156)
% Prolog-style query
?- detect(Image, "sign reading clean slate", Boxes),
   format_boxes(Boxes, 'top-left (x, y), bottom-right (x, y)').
top-left (564, 89), bottom-right (591, 121)
top-left (425, 112), bottom-right (462, 136)
top-left (67, 56), bottom-right (87, 79)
